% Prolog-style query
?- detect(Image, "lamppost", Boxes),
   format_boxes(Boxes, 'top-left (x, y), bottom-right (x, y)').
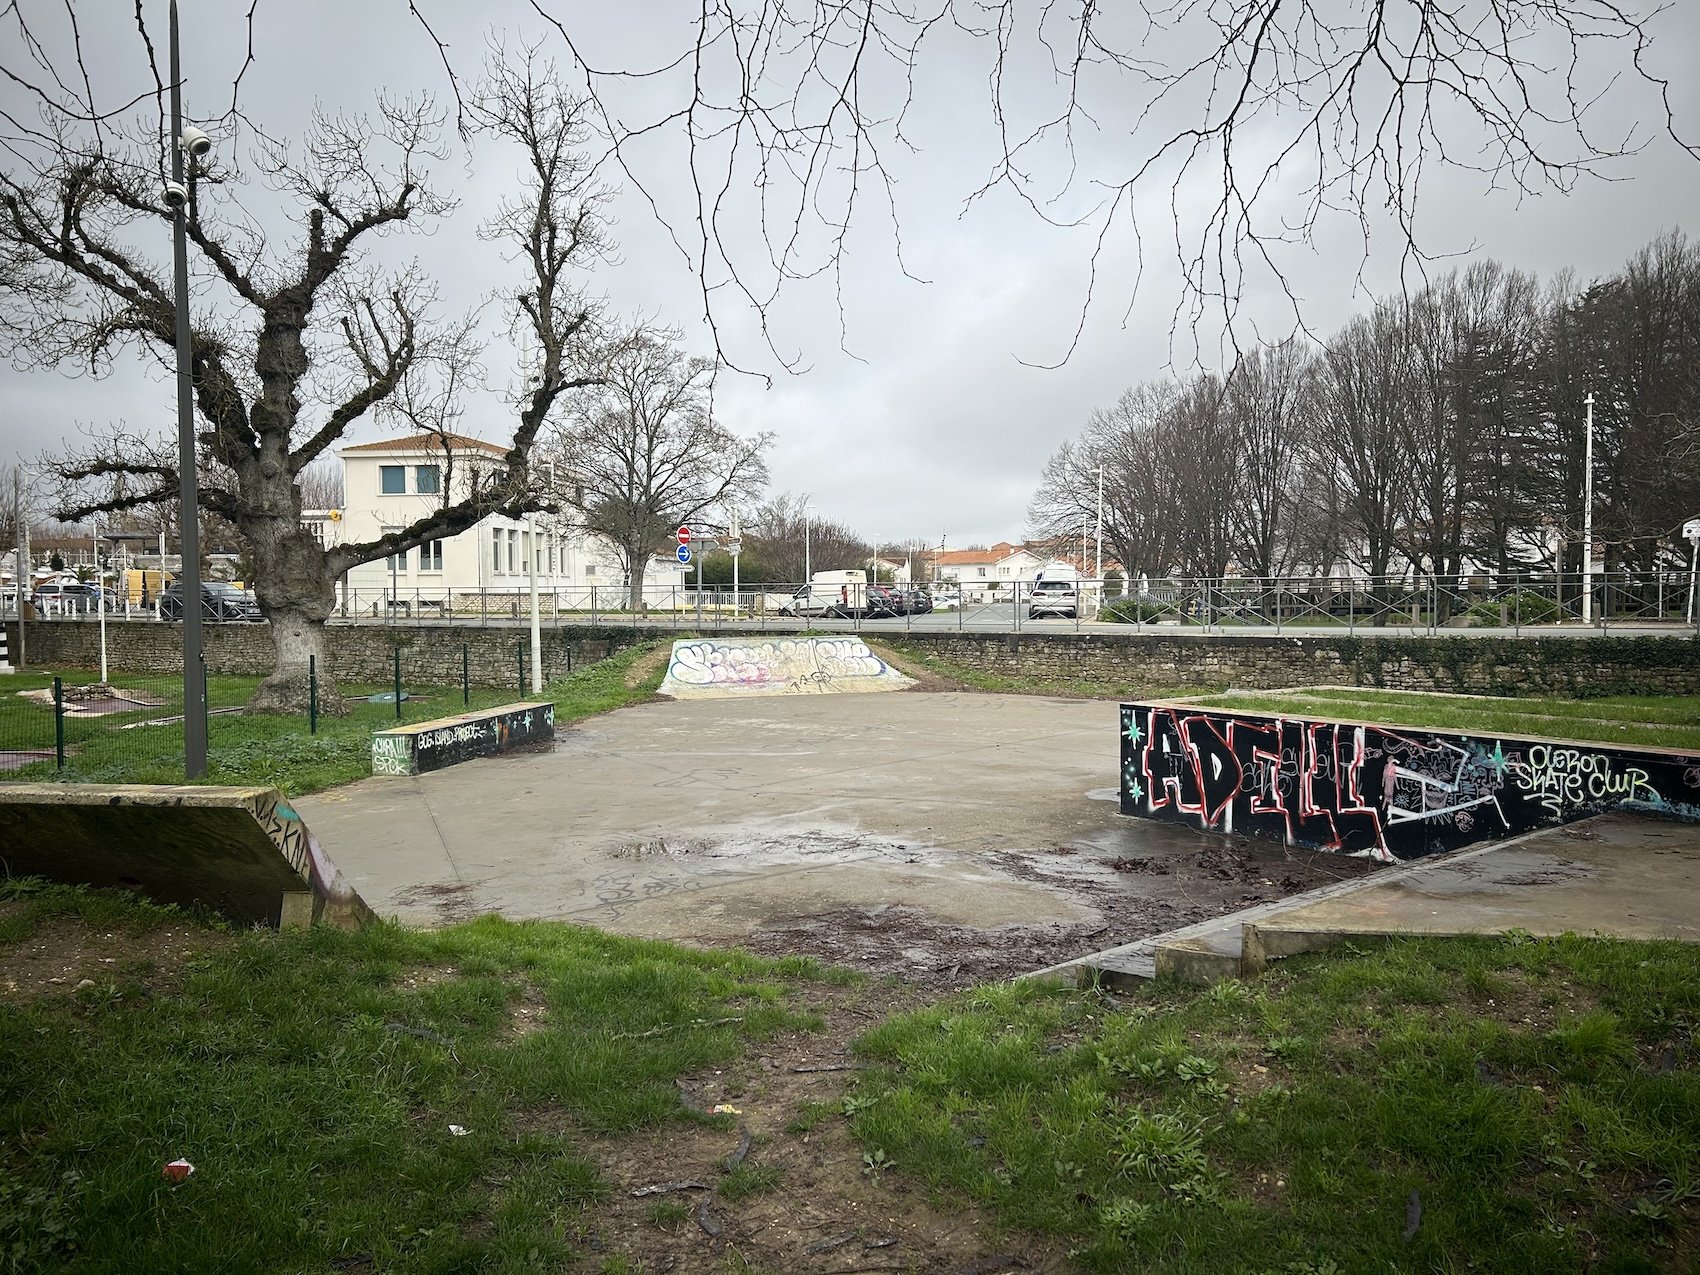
top-left (1094, 464), bottom-right (1104, 595)
top-left (802, 496), bottom-right (812, 583)
top-left (727, 506), bottom-right (742, 618)
top-left (1581, 391), bottom-right (1595, 625)
top-left (165, 0), bottom-right (210, 777)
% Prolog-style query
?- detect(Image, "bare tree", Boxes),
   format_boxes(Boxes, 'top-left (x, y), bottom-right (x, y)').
top-left (5, 46), bottom-right (612, 711)
top-left (549, 330), bottom-right (771, 607)
top-left (1307, 304), bottom-right (1416, 600)
top-left (296, 460), bottom-right (344, 511)
top-left (1225, 340), bottom-right (1309, 578)
top-left (498, 0), bottom-right (1698, 363)
top-left (743, 493), bottom-right (869, 581)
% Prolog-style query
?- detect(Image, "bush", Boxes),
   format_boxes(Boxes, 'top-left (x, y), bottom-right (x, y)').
top-left (1465, 590), bottom-right (1560, 626)
top-left (1101, 598), bottom-right (1186, 624)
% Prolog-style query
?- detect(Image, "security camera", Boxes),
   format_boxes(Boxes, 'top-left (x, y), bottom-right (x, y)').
top-left (178, 126), bottom-right (212, 159)
top-left (161, 181), bottom-right (189, 210)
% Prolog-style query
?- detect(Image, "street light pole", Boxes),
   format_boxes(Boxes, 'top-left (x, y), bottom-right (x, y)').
top-left (1094, 464), bottom-right (1104, 589)
top-left (170, 0), bottom-right (207, 778)
top-left (1581, 392), bottom-right (1595, 625)
top-left (527, 515), bottom-right (542, 693)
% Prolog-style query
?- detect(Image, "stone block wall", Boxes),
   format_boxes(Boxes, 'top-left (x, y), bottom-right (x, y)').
top-left (8, 620), bottom-right (1697, 698)
top-left (879, 630), bottom-right (1700, 698)
top-left (3, 620), bottom-right (638, 689)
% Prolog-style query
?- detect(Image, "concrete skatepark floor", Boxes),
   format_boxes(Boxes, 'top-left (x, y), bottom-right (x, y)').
top-left (295, 692), bottom-right (1378, 987)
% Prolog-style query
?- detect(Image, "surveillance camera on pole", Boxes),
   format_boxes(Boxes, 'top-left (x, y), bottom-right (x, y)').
top-left (161, 181), bottom-right (189, 210)
top-left (178, 125), bottom-right (212, 159)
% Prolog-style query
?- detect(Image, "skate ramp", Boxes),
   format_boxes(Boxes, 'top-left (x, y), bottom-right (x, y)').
top-left (657, 636), bottom-right (914, 698)
top-left (0, 783), bottom-right (374, 929)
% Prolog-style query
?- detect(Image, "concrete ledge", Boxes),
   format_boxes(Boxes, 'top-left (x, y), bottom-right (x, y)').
top-left (371, 701), bottom-right (555, 776)
top-left (0, 783), bottom-right (373, 929)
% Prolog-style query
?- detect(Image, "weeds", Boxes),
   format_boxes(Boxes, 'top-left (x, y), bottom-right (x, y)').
top-left (848, 934), bottom-right (1700, 1272)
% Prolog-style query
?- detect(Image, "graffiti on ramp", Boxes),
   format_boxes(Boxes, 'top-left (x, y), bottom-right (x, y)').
top-left (657, 637), bottom-right (915, 697)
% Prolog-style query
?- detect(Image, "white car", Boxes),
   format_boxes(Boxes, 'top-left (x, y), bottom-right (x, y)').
top-left (1027, 579), bottom-right (1078, 619)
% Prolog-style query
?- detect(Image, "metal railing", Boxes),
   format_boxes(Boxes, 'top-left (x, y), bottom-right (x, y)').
top-left (12, 568), bottom-right (1698, 637)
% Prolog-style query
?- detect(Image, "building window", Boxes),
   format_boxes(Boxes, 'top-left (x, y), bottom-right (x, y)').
top-left (507, 529), bottom-right (517, 574)
top-left (379, 465), bottom-right (405, 495)
top-left (415, 465), bottom-right (441, 495)
top-left (999, 566), bottom-right (1011, 577)
top-left (976, 567), bottom-right (987, 578)
top-left (492, 530), bottom-right (503, 574)
top-left (419, 539), bottom-right (443, 571)
top-left (585, 564), bottom-right (597, 577)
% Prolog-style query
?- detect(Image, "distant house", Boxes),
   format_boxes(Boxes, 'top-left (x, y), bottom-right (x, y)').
top-left (330, 432), bottom-right (685, 610)
top-left (931, 541), bottom-right (1056, 598)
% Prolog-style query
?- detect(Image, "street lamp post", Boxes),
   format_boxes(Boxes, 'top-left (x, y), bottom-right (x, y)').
top-left (727, 507), bottom-right (741, 619)
top-left (168, 0), bottom-right (207, 777)
top-left (1094, 464), bottom-right (1104, 598)
top-left (1581, 391), bottom-right (1595, 625)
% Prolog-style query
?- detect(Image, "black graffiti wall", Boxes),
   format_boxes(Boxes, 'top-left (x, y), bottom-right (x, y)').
top-left (1120, 702), bottom-right (1700, 862)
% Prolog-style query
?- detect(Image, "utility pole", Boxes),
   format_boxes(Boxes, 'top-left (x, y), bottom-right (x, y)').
top-left (527, 515), bottom-right (542, 693)
top-left (1094, 464), bottom-right (1104, 602)
top-left (727, 507), bottom-right (741, 618)
top-left (169, 0), bottom-right (207, 777)
top-left (12, 468), bottom-right (25, 669)
top-left (1581, 392), bottom-right (1595, 625)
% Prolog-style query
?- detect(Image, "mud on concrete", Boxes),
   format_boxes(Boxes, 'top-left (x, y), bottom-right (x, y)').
top-left (653, 826), bottom-right (1378, 994)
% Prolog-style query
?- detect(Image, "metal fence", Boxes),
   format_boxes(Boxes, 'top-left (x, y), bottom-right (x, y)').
top-left (11, 567), bottom-right (1697, 638)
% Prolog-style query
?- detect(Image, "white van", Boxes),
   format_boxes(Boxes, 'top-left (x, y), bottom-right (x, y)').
top-left (779, 570), bottom-right (867, 617)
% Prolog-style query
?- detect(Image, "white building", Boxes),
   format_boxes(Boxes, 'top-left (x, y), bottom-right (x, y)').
top-left (330, 432), bottom-right (685, 611)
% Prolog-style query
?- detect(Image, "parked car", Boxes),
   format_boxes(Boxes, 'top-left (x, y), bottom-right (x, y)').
top-left (1027, 578), bottom-right (1079, 619)
top-left (161, 581), bottom-right (264, 622)
top-left (31, 580), bottom-right (102, 615)
top-left (898, 587), bottom-right (933, 615)
top-left (861, 584), bottom-right (904, 618)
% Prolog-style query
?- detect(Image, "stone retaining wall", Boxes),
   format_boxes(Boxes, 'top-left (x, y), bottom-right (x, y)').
top-left (7, 621), bottom-right (1697, 697)
top-left (882, 630), bottom-right (1700, 698)
top-left (3, 620), bottom-right (628, 688)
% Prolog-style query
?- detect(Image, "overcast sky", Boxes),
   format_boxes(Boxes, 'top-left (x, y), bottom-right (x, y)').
top-left (3, 1), bottom-right (1698, 548)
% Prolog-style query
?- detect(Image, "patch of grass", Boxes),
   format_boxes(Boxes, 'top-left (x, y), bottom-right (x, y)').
top-left (1182, 687), bottom-right (1700, 750)
top-left (717, 1162), bottom-right (784, 1202)
top-left (1, 641), bottom-right (672, 795)
top-left (786, 1099), bottom-right (836, 1135)
top-left (843, 935), bottom-right (1700, 1273)
top-left (877, 639), bottom-right (1216, 701)
top-left (642, 1198), bottom-right (693, 1229)
top-left (0, 879), bottom-right (834, 1272)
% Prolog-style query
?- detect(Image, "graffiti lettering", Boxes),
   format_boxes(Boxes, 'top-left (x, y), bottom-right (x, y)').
top-left (660, 638), bottom-right (911, 696)
top-left (1119, 702), bottom-right (1695, 862)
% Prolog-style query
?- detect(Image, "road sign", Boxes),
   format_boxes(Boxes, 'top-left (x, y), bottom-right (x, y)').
top-left (677, 525), bottom-right (692, 545)
top-left (676, 544), bottom-right (691, 564)
top-left (726, 538), bottom-right (742, 557)
top-left (1685, 518), bottom-right (1700, 543)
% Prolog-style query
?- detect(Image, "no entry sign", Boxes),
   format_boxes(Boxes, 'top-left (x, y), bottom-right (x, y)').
top-left (677, 525), bottom-right (692, 545)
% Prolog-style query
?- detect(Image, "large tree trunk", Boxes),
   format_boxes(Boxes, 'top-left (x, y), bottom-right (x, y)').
top-left (627, 544), bottom-right (647, 611)
top-left (247, 525), bottom-right (349, 715)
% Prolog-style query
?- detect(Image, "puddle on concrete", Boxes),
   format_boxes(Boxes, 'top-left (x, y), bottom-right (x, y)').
top-left (1084, 788), bottom-right (1120, 802)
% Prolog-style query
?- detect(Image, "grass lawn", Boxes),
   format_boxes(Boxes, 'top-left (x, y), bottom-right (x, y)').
top-left (1181, 687), bottom-right (1700, 752)
top-left (0, 643), bottom-right (669, 796)
top-left (0, 878), bottom-right (847, 1273)
top-left (847, 935), bottom-right (1700, 1274)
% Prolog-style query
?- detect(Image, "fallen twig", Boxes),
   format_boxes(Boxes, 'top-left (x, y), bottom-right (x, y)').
top-left (629, 1181), bottom-right (711, 1198)
top-left (806, 1232), bottom-right (857, 1255)
top-left (789, 1063), bottom-right (865, 1073)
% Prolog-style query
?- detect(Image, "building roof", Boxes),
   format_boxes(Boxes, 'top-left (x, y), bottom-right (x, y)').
top-left (339, 432), bottom-right (509, 458)
top-left (934, 541), bottom-right (1022, 566)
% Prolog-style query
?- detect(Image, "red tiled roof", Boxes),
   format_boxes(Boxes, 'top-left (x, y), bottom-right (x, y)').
top-left (339, 432), bottom-right (508, 457)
